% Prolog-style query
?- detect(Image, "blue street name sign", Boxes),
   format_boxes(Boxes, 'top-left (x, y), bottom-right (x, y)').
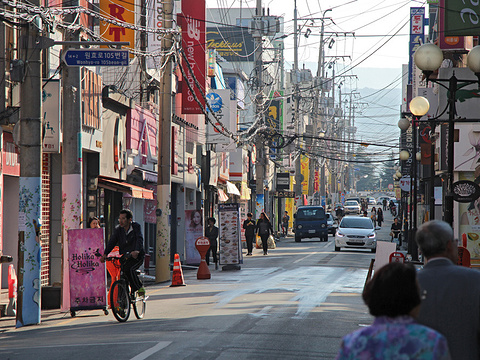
top-left (63, 49), bottom-right (129, 67)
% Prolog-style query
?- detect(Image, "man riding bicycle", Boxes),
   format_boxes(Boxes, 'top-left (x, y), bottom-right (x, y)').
top-left (100, 209), bottom-right (145, 296)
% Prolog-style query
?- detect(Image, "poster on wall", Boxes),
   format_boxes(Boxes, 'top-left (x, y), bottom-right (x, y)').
top-left (459, 171), bottom-right (480, 260)
top-left (218, 203), bottom-right (242, 265)
top-left (256, 194), bottom-right (264, 219)
top-left (68, 228), bottom-right (107, 311)
top-left (185, 209), bottom-right (203, 265)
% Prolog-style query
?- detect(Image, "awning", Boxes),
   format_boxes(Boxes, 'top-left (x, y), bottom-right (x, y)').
top-left (218, 189), bottom-right (229, 202)
top-left (226, 181), bottom-right (241, 196)
top-left (98, 176), bottom-right (154, 199)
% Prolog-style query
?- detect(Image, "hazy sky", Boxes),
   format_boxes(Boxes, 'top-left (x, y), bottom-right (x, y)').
top-left (206, 0), bottom-right (422, 90)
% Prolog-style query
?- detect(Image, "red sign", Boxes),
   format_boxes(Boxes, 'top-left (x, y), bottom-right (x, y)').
top-left (195, 237), bottom-right (211, 279)
top-left (179, 0), bottom-right (206, 114)
top-left (2, 132), bottom-right (20, 176)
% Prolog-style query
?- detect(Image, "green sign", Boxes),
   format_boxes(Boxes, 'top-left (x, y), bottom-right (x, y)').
top-left (445, 0), bottom-right (480, 36)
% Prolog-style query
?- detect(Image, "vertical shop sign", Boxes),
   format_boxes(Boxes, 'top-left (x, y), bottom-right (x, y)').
top-left (179, 0), bottom-right (206, 114)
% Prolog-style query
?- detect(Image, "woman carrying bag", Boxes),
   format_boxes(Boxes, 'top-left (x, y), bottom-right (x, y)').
top-left (256, 212), bottom-right (273, 256)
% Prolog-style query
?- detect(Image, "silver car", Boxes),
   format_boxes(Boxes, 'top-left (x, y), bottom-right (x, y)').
top-left (344, 200), bottom-right (361, 214)
top-left (334, 216), bottom-right (376, 253)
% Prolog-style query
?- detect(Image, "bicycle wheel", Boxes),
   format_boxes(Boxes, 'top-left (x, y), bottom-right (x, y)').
top-left (133, 293), bottom-right (146, 319)
top-left (110, 280), bottom-right (131, 322)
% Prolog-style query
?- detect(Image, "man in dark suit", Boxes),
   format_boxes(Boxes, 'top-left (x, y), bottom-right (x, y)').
top-left (416, 220), bottom-right (480, 360)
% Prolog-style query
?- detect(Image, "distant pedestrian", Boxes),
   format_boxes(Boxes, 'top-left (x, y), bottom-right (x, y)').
top-left (243, 213), bottom-right (256, 256)
top-left (376, 208), bottom-right (383, 227)
top-left (336, 262), bottom-right (450, 360)
top-left (416, 220), bottom-right (480, 359)
top-left (205, 217), bottom-right (219, 269)
top-left (256, 212), bottom-right (273, 256)
top-left (390, 217), bottom-right (402, 248)
top-left (382, 198), bottom-right (387, 211)
top-left (335, 206), bottom-right (344, 221)
top-left (281, 211), bottom-right (290, 236)
top-left (370, 207), bottom-right (377, 228)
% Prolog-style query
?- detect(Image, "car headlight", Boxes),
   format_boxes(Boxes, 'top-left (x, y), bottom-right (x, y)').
top-left (337, 231), bottom-right (345, 237)
top-left (297, 224), bottom-right (303, 229)
top-left (368, 233), bottom-right (376, 239)
top-left (321, 224), bottom-right (326, 228)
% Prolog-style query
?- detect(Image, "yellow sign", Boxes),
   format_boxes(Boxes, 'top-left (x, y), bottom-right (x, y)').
top-left (300, 155), bottom-right (309, 194)
top-left (100, 0), bottom-right (135, 58)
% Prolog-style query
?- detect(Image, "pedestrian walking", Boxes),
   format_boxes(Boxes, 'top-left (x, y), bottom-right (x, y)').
top-left (242, 213), bottom-right (256, 256)
top-left (370, 207), bottom-right (377, 228)
top-left (336, 262), bottom-right (450, 359)
top-left (376, 208), bottom-right (383, 227)
top-left (416, 220), bottom-right (480, 360)
top-left (382, 198), bottom-right (387, 211)
top-left (205, 217), bottom-right (219, 269)
top-left (281, 211), bottom-right (290, 236)
top-left (256, 212), bottom-right (273, 256)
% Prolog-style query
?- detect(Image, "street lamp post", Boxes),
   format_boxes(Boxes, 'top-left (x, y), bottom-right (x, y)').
top-left (398, 96), bottom-right (429, 260)
top-left (413, 43), bottom-right (480, 228)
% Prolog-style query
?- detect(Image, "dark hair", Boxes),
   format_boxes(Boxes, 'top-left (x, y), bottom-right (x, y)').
top-left (247, 212), bottom-right (253, 217)
top-left (120, 209), bottom-right (133, 219)
top-left (416, 220), bottom-right (453, 258)
top-left (260, 212), bottom-right (270, 222)
top-left (207, 217), bottom-right (216, 224)
top-left (88, 216), bottom-right (99, 227)
top-left (362, 262), bottom-right (421, 317)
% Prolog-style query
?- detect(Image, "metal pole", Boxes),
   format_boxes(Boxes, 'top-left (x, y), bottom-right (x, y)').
top-left (430, 119), bottom-right (435, 220)
top-left (156, 0), bottom-right (173, 282)
top-left (412, 118), bottom-right (418, 260)
top-left (17, 0), bottom-right (42, 326)
top-left (444, 75), bottom-right (457, 228)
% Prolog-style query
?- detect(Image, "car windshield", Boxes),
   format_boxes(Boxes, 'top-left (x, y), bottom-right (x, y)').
top-left (340, 218), bottom-right (373, 229)
top-left (296, 208), bottom-right (325, 220)
top-left (345, 201), bottom-right (358, 206)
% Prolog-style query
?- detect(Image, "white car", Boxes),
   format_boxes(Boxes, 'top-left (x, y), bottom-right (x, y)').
top-left (343, 200), bottom-right (361, 214)
top-left (335, 216), bottom-right (377, 253)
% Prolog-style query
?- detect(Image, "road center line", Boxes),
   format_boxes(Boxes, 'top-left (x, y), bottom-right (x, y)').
top-left (293, 252), bottom-right (318, 264)
top-left (130, 341), bottom-right (172, 360)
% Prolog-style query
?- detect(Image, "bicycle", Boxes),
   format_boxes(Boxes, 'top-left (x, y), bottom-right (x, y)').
top-left (102, 252), bottom-right (147, 322)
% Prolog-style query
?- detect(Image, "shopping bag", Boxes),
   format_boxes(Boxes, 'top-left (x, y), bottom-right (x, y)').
top-left (267, 235), bottom-right (276, 249)
top-left (256, 236), bottom-right (262, 249)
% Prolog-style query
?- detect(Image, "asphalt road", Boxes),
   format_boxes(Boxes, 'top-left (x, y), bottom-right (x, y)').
top-left (0, 207), bottom-right (397, 360)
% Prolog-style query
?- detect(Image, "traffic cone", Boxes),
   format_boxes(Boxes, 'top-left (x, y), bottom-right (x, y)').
top-left (170, 253), bottom-right (186, 287)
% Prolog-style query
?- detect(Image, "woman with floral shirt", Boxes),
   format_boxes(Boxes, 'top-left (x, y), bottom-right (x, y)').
top-left (336, 262), bottom-right (450, 360)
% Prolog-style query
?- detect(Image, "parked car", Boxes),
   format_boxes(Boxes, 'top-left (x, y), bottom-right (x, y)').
top-left (335, 216), bottom-right (377, 253)
top-left (326, 213), bottom-right (337, 235)
top-left (367, 197), bottom-right (376, 205)
top-left (293, 206), bottom-right (329, 242)
top-left (344, 200), bottom-right (361, 215)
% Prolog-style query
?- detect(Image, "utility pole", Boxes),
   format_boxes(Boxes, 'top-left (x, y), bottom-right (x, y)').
top-left (293, 0), bottom-right (303, 208)
top-left (156, 0), bottom-right (173, 282)
top-left (254, 0), bottom-right (265, 216)
top-left (17, 0), bottom-right (42, 326)
top-left (61, 0), bottom-right (83, 311)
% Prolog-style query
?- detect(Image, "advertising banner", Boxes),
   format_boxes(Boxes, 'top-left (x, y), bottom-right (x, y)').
top-left (459, 171), bottom-right (480, 260)
top-left (206, 27), bottom-right (255, 62)
top-left (99, 0), bottom-right (135, 58)
top-left (444, 0), bottom-right (480, 36)
top-left (68, 228), bottom-right (107, 311)
top-left (218, 203), bottom-right (242, 265)
top-left (147, 0), bottom-right (164, 68)
top-left (179, 0), bottom-right (206, 114)
top-left (301, 155), bottom-right (309, 194)
top-left (42, 80), bottom-right (61, 153)
top-left (185, 209), bottom-right (203, 265)
top-left (206, 89), bottom-right (232, 146)
top-left (409, 7), bottom-right (425, 84)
